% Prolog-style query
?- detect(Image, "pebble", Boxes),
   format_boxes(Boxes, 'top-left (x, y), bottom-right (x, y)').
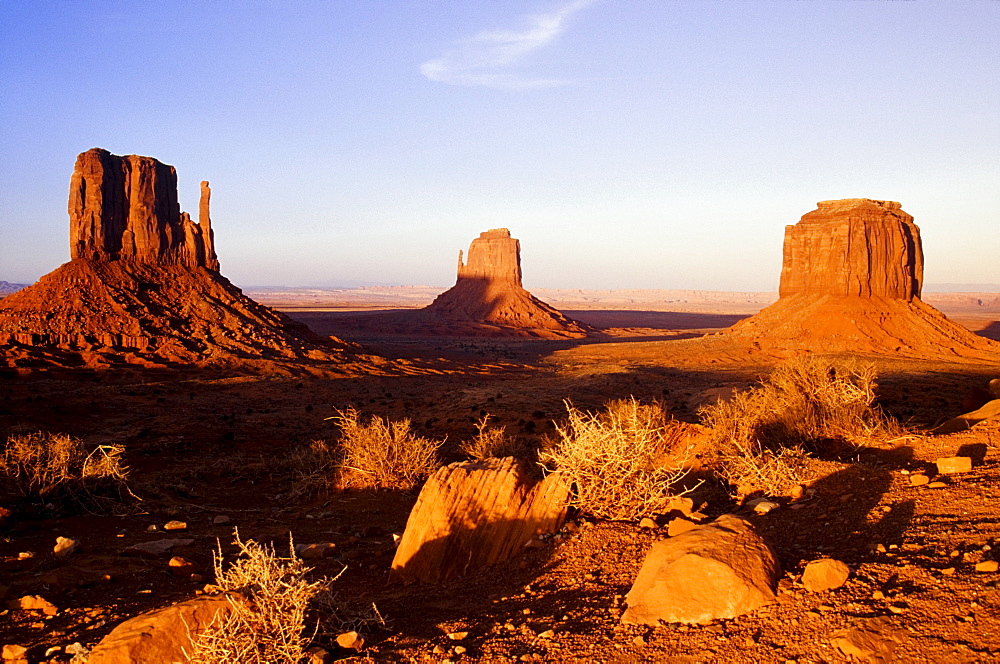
top-left (975, 561), bottom-right (999, 573)
top-left (212, 515), bottom-right (231, 525)
top-left (536, 629), bottom-right (555, 639)
top-left (909, 474), bottom-right (929, 487)
top-left (638, 517), bottom-right (658, 529)
top-left (295, 542), bottom-right (336, 559)
top-left (2, 644), bottom-right (28, 663)
top-left (163, 520), bottom-right (187, 531)
top-left (927, 481), bottom-right (948, 489)
top-left (53, 536), bottom-right (79, 558)
top-left (666, 517), bottom-right (698, 537)
top-left (167, 556), bottom-right (197, 576)
top-left (941, 567), bottom-right (956, 576)
top-left (447, 631), bottom-right (468, 640)
top-left (801, 559), bottom-right (851, 592)
top-left (454, 645), bottom-right (467, 655)
top-left (335, 631), bottom-right (364, 650)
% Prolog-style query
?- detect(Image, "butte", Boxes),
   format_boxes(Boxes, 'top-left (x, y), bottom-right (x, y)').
top-left (725, 198), bottom-right (1000, 361)
top-left (0, 148), bottom-right (353, 371)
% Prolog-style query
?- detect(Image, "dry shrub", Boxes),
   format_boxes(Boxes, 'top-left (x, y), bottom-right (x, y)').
top-left (288, 439), bottom-right (339, 499)
top-left (330, 407), bottom-right (442, 490)
top-left (459, 415), bottom-right (520, 461)
top-left (539, 398), bottom-right (694, 521)
top-left (0, 431), bottom-right (132, 513)
top-left (700, 356), bottom-right (902, 497)
top-left (188, 532), bottom-right (329, 663)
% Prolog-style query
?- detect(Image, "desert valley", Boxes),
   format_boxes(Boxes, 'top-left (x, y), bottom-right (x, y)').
top-left (0, 147), bottom-right (998, 664)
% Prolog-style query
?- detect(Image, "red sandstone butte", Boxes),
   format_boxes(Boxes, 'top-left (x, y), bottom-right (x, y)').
top-left (0, 149), bottom-right (351, 370)
top-left (422, 229), bottom-right (589, 338)
top-left (727, 199), bottom-right (999, 360)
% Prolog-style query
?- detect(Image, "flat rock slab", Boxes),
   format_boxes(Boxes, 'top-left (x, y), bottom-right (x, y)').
top-left (391, 457), bottom-right (569, 584)
top-left (935, 456), bottom-right (973, 474)
top-left (933, 399), bottom-right (1000, 434)
top-left (830, 617), bottom-right (907, 663)
top-left (123, 538), bottom-right (195, 557)
top-left (87, 594), bottom-right (236, 664)
top-left (622, 514), bottom-right (780, 625)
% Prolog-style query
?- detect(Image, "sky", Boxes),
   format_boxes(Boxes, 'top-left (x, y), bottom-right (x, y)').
top-left (1, 0), bottom-right (997, 291)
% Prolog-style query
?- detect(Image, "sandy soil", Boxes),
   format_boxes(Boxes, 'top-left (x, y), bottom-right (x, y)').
top-left (2, 289), bottom-right (1000, 662)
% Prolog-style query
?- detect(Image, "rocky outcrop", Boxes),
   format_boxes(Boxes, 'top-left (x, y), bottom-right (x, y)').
top-left (726, 199), bottom-right (1000, 361)
top-left (0, 148), bottom-right (355, 370)
top-left (69, 148), bottom-right (218, 270)
top-left (779, 199), bottom-right (922, 299)
top-left (621, 514), bottom-right (780, 625)
top-left (420, 229), bottom-right (589, 337)
top-left (390, 457), bottom-right (569, 584)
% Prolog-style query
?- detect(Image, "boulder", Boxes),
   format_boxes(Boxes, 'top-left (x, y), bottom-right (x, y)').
top-left (933, 400), bottom-right (1000, 435)
top-left (390, 457), bottom-right (569, 584)
top-left (801, 558), bottom-right (850, 592)
top-left (86, 594), bottom-right (236, 664)
top-left (621, 514), bottom-right (780, 625)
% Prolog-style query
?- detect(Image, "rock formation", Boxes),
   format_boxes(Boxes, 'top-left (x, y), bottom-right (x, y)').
top-left (420, 229), bottom-right (589, 338)
top-left (391, 457), bottom-right (569, 584)
top-left (0, 149), bottom-right (352, 370)
top-left (69, 148), bottom-right (218, 270)
top-left (726, 199), bottom-right (1000, 360)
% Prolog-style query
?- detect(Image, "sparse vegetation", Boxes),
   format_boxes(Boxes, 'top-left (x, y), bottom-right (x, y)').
top-left (700, 356), bottom-right (904, 497)
top-left (459, 415), bottom-right (520, 460)
top-left (0, 430), bottom-right (132, 513)
top-left (539, 398), bottom-right (695, 521)
top-left (328, 407), bottom-right (443, 490)
top-left (188, 531), bottom-right (328, 664)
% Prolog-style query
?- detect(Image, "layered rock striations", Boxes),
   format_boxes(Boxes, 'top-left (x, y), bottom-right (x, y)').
top-left (0, 148), bottom-right (350, 370)
top-left (728, 199), bottom-right (999, 359)
top-left (778, 199), bottom-right (922, 300)
top-left (69, 148), bottom-right (218, 270)
top-left (421, 229), bottom-right (589, 338)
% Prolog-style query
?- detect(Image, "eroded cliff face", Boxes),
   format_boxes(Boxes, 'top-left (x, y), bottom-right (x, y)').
top-left (456, 228), bottom-right (523, 287)
top-left (778, 199), bottom-right (922, 300)
top-left (68, 148), bottom-right (218, 270)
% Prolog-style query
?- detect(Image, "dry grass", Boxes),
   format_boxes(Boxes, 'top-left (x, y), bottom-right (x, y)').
top-left (459, 415), bottom-right (520, 461)
top-left (188, 531), bottom-right (330, 664)
top-left (700, 356), bottom-right (904, 497)
top-left (0, 431), bottom-right (132, 513)
top-left (539, 398), bottom-right (695, 521)
top-left (328, 407), bottom-right (443, 490)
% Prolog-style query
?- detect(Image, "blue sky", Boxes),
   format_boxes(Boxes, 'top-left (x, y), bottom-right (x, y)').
top-left (1, 0), bottom-right (997, 290)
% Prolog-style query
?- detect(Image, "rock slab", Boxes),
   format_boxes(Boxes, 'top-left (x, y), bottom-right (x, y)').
top-left (390, 457), bottom-right (569, 584)
top-left (621, 514), bottom-right (780, 625)
top-left (829, 617), bottom-right (906, 663)
top-left (86, 594), bottom-right (235, 664)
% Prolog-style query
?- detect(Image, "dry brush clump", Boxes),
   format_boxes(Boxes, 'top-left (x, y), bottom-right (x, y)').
top-left (699, 356), bottom-right (905, 497)
top-left (459, 415), bottom-right (522, 461)
top-left (0, 430), bottom-right (132, 513)
top-left (188, 532), bottom-right (330, 664)
top-left (539, 398), bottom-right (696, 521)
top-left (323, 407), bottom-right (443, 490)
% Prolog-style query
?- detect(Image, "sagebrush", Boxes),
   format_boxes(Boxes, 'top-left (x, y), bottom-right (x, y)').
top-left (0, 431), bottom-right (132, 513)
top-left (539, 398), bottom-right (695, 521)
top-left (188, 532), bottom-right (328, 664)
top-left (459, 415), bottom-right (521, 461)
top-left (700, 356), bottom-right (903, 497)
top-left (328, 407), bottom-right (442, 490)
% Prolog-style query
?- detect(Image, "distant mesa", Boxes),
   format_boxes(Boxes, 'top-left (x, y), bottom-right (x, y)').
top-left (421, 229), bottom-right (589, 337)
top-left (0, 148), bottom-right (352, 370)
top-left (727, 198), bottom-right (1000, 359)
top-left (0, 281), bottom-right (28, 297)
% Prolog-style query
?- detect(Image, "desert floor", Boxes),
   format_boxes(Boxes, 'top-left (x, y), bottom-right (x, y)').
top-left (2, 289), bottom-right (1000, 663)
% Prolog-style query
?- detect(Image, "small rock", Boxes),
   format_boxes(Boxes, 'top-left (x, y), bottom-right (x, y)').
top-left (17, 552), bottom-right (34, 560)
top-left (167, 557), bottom-right (198, 577)
top-left (749, 498), bottom-right (779, 515)
top-left (335, 631), bottom-right (364, 651)
top-left (212, 515), bottom-right (230, 525)
top-left (638, 517), bottom-right (658, 529)
top-left (446, 631), bottom-right (468, 640)
top-left (666, 517), bottom-right (698, 537)
top-left (909, 474), bottom-right (930, 487)
top-left (935, 457), bottom-right (972, 475)
top-left (789, 484), bottom-right (806, 501)
top-left (830, 617), bottom-right (906, 662)
top-left (295, 543), bottom-right (336, 560)
top-left (305, 646), bottom-right (331, 663)
top-left (927, 481), bottom-right (948, 489)
top-left (146, 524), bottom-right (158, 532)
top-left (53, 537), bottom-right (79, 558)
top-left (453, 645), bottom-right (467, 655)
top-left (2, 644), bottom-right (28, 664)
top-left (801, 559), bottom-right (850, 592)
top-left (536, 629), bottom-right (555, 639)
top-left (163, 520), bottom-right (187, 531)
top-left (941, 567), bottom-right (956, 575)
top-left (975, 560), bottom-right (998, 573)
top-left (8, 595), bottom-right (58, 616)
top-left (633, 635), bottom-right (646, 646)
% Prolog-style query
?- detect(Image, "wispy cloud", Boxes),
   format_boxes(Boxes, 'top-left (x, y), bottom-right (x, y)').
top-left (420, 0), bottom-right (594, 89)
